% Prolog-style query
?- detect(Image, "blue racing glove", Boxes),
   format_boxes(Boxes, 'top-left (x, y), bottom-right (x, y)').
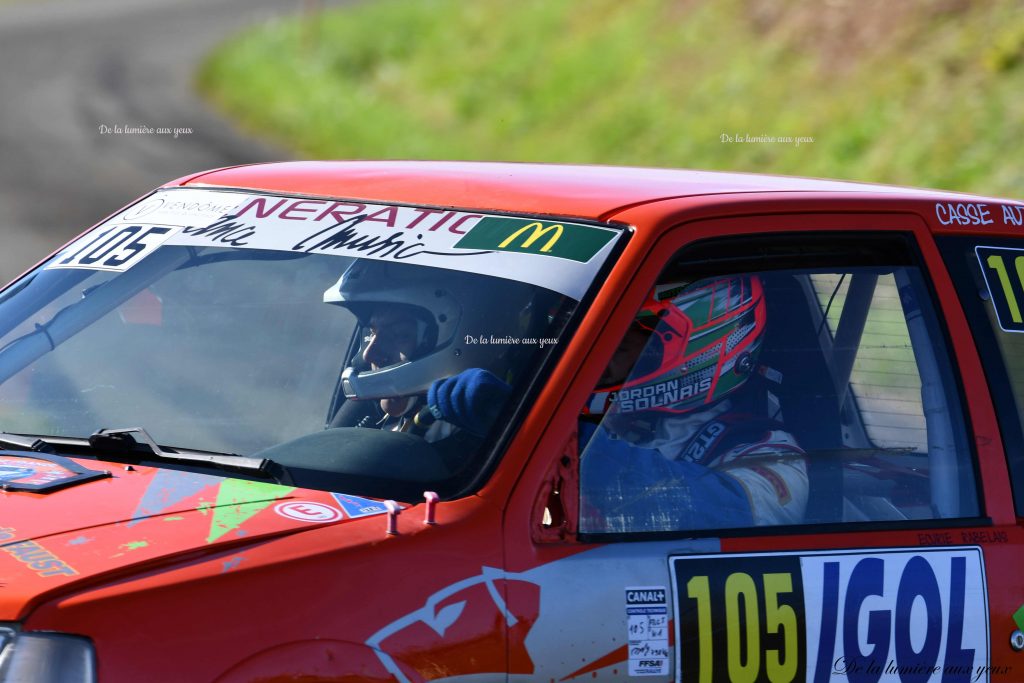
top-left (427, 369), bottom-right (511, 437)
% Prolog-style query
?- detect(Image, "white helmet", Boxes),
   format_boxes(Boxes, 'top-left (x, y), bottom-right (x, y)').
top-left (324, 260), bottom-right (533, 400)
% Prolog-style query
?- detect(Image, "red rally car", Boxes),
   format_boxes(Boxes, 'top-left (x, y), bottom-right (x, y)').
top-left (0, 161), bottom-right (1023, 682)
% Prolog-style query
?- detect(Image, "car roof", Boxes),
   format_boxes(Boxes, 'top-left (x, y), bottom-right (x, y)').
top-left (173, 160), bottom-right (978, 222)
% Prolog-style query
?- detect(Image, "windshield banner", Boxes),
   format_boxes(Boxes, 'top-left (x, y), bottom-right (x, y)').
top-left (47, 189), bottom-right (622, 300)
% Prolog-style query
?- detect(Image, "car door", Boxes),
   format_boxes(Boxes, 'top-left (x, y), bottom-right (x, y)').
top-left (503, 208), bottom-right (1019, 682)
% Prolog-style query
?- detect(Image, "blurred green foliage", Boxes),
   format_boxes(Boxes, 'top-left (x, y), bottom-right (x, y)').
top-left (198, 0), bottom-right (1023, 196)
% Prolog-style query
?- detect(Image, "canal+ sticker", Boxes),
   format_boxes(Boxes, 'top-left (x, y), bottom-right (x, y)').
top-left (670, 547), bottom-right (989, 683)
top-left (626, 586), bottom-right (670, 676)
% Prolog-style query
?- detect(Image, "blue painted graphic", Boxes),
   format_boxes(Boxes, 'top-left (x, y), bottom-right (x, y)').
top-left (129, 469), bottom-right (219, 526)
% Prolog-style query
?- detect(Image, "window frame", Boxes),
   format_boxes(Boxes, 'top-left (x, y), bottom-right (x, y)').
top-left (937, 235), bottom-right (1024, 516)
top-left (574, 223), bottom-right (986, 543)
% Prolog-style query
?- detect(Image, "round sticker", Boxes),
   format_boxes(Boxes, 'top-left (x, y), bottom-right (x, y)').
top-left (274, 501), bottom-right (343, 523)
top-left (121, 198), bottom-right (165, 220)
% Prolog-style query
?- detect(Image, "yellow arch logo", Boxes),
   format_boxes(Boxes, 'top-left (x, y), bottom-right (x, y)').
top-left (498, 222), bottom-right (564, 253)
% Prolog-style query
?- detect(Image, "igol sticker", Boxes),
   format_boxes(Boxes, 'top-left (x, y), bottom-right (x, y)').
top-left (670, 547), bottom-right (990, 683)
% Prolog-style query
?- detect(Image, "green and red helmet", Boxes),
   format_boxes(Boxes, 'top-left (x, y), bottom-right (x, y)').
top-left (586, 275), bottom-right (767, 416)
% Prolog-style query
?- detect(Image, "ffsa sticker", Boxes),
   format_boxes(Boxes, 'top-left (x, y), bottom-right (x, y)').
top-left (626, 586), bottom-right (670, 676)
top-left (47, 224), bottom-right (180, 272)
top-left (670, 547), bottom-right (990, 683)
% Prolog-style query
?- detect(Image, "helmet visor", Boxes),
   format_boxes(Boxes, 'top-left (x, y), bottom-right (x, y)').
top-left (353, 303), bottom-right (439, 372)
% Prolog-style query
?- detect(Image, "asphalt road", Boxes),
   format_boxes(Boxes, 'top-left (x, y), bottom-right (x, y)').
top-left (0, 0), bottom-right (306, 283)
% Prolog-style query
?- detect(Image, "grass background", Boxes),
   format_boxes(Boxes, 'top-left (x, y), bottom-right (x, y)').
top-left (198, 0), bottom-right (1024, 196)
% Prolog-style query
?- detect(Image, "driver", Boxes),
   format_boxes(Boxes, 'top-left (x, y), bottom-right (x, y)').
top-left (323, 260), bottom-right (529, 444)
top-left (580, 275), bottom-right (808, 532)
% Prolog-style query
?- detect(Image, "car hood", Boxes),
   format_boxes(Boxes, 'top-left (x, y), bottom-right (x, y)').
top-left (0, 451), bottom-right (393, 620)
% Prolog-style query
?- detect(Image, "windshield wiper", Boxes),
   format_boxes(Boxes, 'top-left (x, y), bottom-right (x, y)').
top-left (0, 427), bottom-right (281, 481)
top-left (0, 432), bottom-right (56, 453)
top-left (89, 427), bottom-right (271, 472)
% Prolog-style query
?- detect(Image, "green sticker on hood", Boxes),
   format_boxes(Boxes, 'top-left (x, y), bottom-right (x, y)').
top-left (206, 480), bottom-right (294, 544)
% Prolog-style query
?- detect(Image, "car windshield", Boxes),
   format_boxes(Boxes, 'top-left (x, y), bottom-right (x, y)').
top-left (0, 188), bottom-right (621, 499)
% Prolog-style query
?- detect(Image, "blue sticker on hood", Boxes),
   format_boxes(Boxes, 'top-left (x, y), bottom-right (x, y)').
top-left (330, 493), bottom-right (389, 518)
top-left (0, 452), bottom-right (110, 493)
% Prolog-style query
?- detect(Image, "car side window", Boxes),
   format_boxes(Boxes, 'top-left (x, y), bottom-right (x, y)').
top-left (578, 236), bottom-right (979, 536)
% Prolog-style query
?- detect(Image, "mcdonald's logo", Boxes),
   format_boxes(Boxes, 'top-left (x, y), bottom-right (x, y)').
top-left (454, 217), bottom-right (617, 263)
top-left (498, 222), bottom-right (563, 252)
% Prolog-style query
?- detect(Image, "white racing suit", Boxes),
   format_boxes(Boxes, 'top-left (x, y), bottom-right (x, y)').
top-left (579, 401), bottom-right (808, 533)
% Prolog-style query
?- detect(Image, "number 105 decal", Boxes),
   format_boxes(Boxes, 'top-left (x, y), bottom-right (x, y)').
top-left (47, 224), bottom-right (179, 272)
top-left (670, 547), bottom-right (989, 683)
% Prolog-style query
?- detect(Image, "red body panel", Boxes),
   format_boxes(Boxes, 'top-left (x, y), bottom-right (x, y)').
top-left (175, 161), bottom-right (962, 221)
